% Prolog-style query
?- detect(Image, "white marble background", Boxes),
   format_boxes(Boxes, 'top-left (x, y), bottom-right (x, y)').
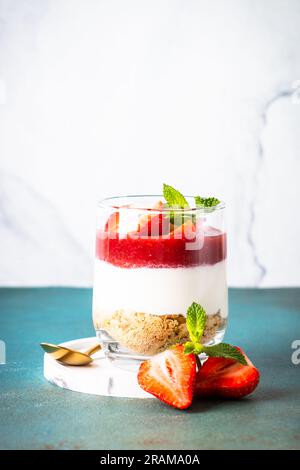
top-left (0, 0), bottom-right (300, 287)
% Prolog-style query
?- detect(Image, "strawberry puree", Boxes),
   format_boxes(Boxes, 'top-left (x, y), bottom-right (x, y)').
top-left (96, 229), bottom-right (226, 268)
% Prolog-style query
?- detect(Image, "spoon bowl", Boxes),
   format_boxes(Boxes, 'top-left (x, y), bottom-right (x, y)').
top-left (40, 342), bottom-right (101, 366)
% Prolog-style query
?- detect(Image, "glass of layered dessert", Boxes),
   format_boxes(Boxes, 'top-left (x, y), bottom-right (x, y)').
top-left (93, 192), bottom-right (227, 361)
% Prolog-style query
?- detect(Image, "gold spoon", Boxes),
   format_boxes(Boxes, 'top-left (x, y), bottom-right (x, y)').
top-left (40, 342), bottom-right (101, 366)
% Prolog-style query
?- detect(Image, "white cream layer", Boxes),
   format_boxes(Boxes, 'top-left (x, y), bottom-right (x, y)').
top-left (93, 259), bottom-right (227, 319)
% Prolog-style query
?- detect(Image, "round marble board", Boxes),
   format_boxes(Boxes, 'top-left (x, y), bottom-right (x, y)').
top-left (43, 337), bottom-right (152, 399)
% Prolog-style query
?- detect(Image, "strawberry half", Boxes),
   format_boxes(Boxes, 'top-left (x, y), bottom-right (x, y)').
top-left (138, 344), bottom-right (196, 409)
top-left (195, 349), bottom-right (260, 399)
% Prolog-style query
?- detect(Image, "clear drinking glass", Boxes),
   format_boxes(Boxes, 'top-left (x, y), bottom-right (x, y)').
top-left (92, 195), bottom-right (227, 361)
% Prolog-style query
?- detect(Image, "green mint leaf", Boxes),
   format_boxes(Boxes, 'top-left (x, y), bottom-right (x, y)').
top-left (202, 343), bottom-right (248, 365)
top-left (195, 196), bottom-right (220, 208)
top-left (184, 342), bottom-right (196, 354)
top-left (186, 302), bottom-right (207, 343)
top-left (184, 342), bottom-right (203, 355)
top-left (163, 183), bottom-right (189, 208)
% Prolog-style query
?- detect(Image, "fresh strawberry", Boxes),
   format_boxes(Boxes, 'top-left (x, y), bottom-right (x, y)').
top-left (195, 349), bottom-right (260, 399)
top-left (138, 201), bottom-right (172, 236)
top-left (138, 344), bottom-right (196, 409)
top-left (105, 212), bottom-right (119, 232)
top-left (105, 205), bottom-right (132, 234)
top-left (138, 212), bottom-right (164, 236)
top-left (170, 219), bottom-right (196, 239)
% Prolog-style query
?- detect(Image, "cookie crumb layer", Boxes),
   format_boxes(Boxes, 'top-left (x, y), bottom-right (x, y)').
top-left (102, 310), bottom-right (225, 355)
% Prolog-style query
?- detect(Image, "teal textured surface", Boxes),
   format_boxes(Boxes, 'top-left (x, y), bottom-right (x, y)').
top-left (0, 288), bottom-right (299, 450)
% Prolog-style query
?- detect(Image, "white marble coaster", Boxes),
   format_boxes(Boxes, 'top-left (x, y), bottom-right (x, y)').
top-left (43, 337), bottom-right (152, 399)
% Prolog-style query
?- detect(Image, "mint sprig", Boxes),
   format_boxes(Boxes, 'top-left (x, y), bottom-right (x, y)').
top-left (202, 344), bottom-right (247, 365)
top-left (184, 342), bottom-right (203, 355)
top-left (186, 302), bottom-right (206, 343)
top-left (163, 183), bottom-right (189, 208)
top-left (195, 196), bottom-right (220, 208)
top-left (183, 301), bottom-right (247, 365)
top-left (162, 184), bottom-right (220, 211)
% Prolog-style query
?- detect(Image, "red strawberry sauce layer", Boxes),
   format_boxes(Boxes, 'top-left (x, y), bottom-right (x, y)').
top-left (96, 230), bottom-right (226, 268)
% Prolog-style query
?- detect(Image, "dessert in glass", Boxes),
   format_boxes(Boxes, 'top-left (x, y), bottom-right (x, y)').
top-left (92, 194), bottom-right (227, 360)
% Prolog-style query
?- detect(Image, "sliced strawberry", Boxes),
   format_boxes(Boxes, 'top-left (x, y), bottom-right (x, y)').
top-left (105, 211), bottom-right (119, 234)
top-left (138, 212), bottom-right (164, 236)
top-left (195, 349), bottom-right (260, 399)
top-left (105, 204), bottom-right (133, 235)
top-left (152, 201), bottom-right (165, 210)
top-left (170, 219), bottom-right (196, 239)
top-left (138, 344), bottom-right (196, 409)
top-left (138, 201), bottom-right (172, 237)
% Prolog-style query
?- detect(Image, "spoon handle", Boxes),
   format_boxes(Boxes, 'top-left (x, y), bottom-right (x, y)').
top-left (84, 343), bottom-right (102, 357)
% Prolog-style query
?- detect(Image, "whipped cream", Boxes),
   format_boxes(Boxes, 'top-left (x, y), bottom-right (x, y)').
top-left (93, 260), bottom-right (227, 319)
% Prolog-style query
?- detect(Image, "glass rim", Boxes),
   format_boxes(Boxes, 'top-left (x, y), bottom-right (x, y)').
top-left (97, 195), bottom-right (225, 213)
